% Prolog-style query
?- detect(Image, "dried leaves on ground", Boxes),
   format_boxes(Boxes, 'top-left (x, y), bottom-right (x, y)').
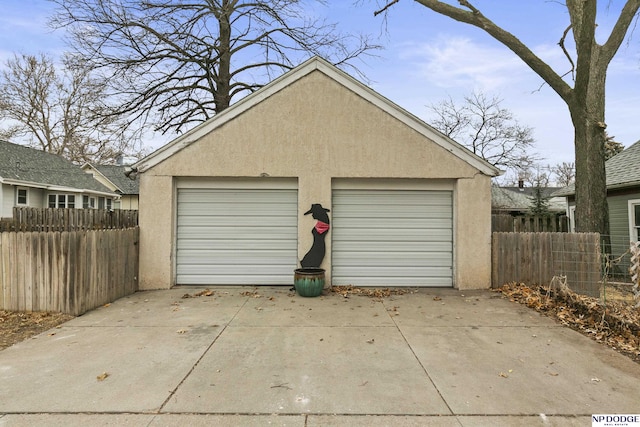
top-left (497, 282), bottom-right (640, 363)
top-left (0, 310), bottom-right (74, 350)
top-left (329, 285), bottom-right (414, 298)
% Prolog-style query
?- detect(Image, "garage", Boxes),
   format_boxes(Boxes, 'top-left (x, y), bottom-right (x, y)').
top-left (175, 179), bottom-right (298, 285)
top-left (332, 182), bottom-right (453, 287)
top-left (134, 57), bottom-right (499, 290)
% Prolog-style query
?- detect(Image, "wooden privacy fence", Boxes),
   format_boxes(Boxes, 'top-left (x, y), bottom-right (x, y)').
top-left (492, 232), bottom-right (601, 297)
top-left (0, 228), bottom-right (139, 316)
top-left (0, 207), bottom-right (138, 232)
top-left (492, 214), bottom-right (568, 232)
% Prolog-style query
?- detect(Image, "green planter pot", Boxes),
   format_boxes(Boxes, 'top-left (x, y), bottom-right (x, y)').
top-left (294, 268), bottom-right (325, 297)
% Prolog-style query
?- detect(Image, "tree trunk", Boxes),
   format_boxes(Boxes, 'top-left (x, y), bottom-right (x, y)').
top-left (569, 73), bottom-right (609, 235)
top-left (214, 1), bottom-right (232, 113)
top-left (568, 0), bottom-right (609, 236)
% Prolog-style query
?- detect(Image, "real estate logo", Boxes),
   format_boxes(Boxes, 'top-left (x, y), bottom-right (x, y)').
top-left (592, 414), bottom-right (640, 427)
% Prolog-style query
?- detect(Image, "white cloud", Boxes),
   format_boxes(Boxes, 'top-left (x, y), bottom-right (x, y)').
top-left (398, 36), bottom-right (529, 92)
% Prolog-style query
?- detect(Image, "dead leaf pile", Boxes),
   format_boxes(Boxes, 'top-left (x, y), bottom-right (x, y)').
top-left (329, 285), bottom-right (413, 298)
top-left (497, 283), bottom-right (640, 363)
top-left (0, 310), bottom-right (73, 350)
top-left (181, 289), bottom-right (215, 299)
top-left (240, 290), bottom-right (262, 298)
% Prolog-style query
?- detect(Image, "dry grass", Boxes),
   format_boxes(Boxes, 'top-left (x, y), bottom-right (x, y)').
top-left (0, 311), bottom-right (73, 350)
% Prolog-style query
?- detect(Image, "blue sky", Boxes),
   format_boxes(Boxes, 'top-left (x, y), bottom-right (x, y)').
top-left (1, 1), bottom-right (639, 170)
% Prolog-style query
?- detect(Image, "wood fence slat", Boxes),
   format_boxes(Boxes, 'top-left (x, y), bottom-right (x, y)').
top-left (0, 233), bottom-right (9, 308)
top-left (492, 214), bottom-right (568, 233)
top-left (1, 208), bottom-right (138, 232)
top-left (1, 228), bottom-right (139, 315)
top-left (492, 231), bottom-right (601, 296)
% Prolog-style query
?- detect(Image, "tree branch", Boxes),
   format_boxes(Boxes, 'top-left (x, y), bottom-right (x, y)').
top-left (558, 25), bottom-right (576, 81)
top-left (412, 0), bottom-right (574, 104)
top-left (374, 0), bottom-right (400, 17)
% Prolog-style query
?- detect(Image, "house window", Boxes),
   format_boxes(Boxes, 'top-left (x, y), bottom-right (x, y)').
top-left (106, 199), bottom-right (112, 210)
top-left (83, 195), bottom-right (96, 209)
top-left (629, 199), bottom-right (640, 242)
top-left (16, 188), bottom-right (28, 205)
top-left (98, 197), bottom-right (105, 209)
top-left (48, 194), bottom-right (76, 208)
top-left (569, 205), bottom-right (576, 233)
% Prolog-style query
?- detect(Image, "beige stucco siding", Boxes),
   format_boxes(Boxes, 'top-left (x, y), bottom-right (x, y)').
top-left (138, 70), bottom-right (492, 290)
top-left (454, 174), bottom-right (493, 289)
top-left (138, 175), bottom-right (174, 288)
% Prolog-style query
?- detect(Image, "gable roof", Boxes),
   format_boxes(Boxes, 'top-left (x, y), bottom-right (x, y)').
top-left (132, 56), bottom-right (501, 177)
top-left (0, 140), bottom-right (114, 195)
top-left (82, 163), bottom-right (139, 195)
top-left (553, 139), bottom-right (640, 197)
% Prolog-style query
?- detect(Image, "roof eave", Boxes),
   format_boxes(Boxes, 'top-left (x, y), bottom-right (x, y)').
top-left (1, 177), bottom-right (117, 197)
top-left (608, 180), bottom-right (640, 191)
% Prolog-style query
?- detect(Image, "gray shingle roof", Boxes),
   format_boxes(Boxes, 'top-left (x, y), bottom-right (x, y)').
top-left (91, 164), bottom-right (139, 195)
top-left (492, 186), bottom-right (566, 212)
top-left (0, 140), bottom-right (113, 194)
top-left (605, 139), bottom-right (640, 188)
top-left (553, 139), bottom-right (640, 197)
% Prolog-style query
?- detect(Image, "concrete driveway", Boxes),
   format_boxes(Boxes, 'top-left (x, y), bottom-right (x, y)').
top-left (1, 286), bottom-right (639, 426)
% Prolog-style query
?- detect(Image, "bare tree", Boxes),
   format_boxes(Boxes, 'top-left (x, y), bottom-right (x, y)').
top-left (550, 162), bottom-right (576, 187)
top-left (50, 0), bottom-right (378, 135)
top-left (428, 91), bottom-right (537, 175)
top-left (375, 0), bottom-right (640, 234)
top-left (0, 53), bottom-right (145, 164)
top-left (501, 165), bottom-right (550, 188)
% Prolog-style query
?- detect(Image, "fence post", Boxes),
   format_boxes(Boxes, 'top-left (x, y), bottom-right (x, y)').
top-left (630, 242), bottom-right (640, 308)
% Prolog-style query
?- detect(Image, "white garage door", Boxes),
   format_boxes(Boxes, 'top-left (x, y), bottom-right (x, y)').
top-left (332, 188), bottom-right (453, 287)
top-left (176, 182), bottom-right (297, 285)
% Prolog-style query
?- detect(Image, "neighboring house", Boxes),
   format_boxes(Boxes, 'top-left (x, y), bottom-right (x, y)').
top-left (492, 184), bottom-right (566, 215)
top-left (131, 57), bottom-right (500, 291)
top-left (554, 140), bottom-right (640, 273)
top-left (0, 140), bottom-right (117, 218)
top-left (82, 163), bottom-right (139, 210)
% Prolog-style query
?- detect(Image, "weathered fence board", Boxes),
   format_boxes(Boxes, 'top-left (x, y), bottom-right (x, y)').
top-left (0, 228), bottom-right (139, 316)
top-left (0, 207), bottom-right (138, 232)
top-left (492, 232), bottom-right (601, 297)
top-left (492, 214), bottom-right (568, 232)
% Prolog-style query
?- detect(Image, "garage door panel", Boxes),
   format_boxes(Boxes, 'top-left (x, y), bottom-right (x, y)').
top-left (333, 190), bottom-right (450, 203)
top-left (332, 228), bottom-right (452, 242)
top-left (178, 215), bottom-right (296, 227)
top-left (332, 252), bottom-right (452, 266)
top-left (179, 189), bottom-right (290, 201)
top-left (333, 218), bottom-right (452, 228)
top-left (177, 250), bottom-right (296, 264)
top-left (336, 276), bottom-right (452, 286)
top-left (177, 227), bottom-right (297, 240)
top-left (338, 266), bottom-right (452, 276)
top-left (332, 188), bottom-right (453, 287)
top-left (333, 241), bottom-right (452, 252)
top-left (179, 273), bottom-right (293, 285)
top-left (176, 186), bottom-right (297, 285)
top-left (177, 239), bottom-right (296, 250)
top-left (179, 206), bottom-right (295, 217)
top-left (344, 209), bottom-right (451, 220)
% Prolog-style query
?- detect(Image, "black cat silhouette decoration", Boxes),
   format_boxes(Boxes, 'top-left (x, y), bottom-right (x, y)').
top-left (300, 204), bottom-right (330, 268)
